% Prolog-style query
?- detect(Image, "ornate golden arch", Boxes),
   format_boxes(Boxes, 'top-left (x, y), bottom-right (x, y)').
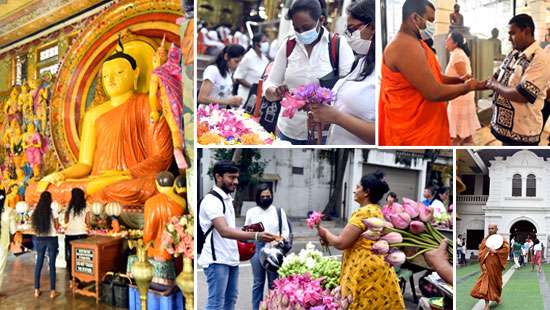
top-left (50, 0), bottom-right (182, 167)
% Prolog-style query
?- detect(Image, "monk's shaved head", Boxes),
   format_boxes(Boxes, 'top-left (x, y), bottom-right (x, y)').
top-left (488, 224), bottom-right (498, 235)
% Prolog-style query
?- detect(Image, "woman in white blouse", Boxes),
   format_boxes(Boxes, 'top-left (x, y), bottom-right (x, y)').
top-left (234, 33), bottom-right (270, 105)
top-left (264, 0), bottom-right (354, 144)
top-left (245, 184), bottom-right (289, 310)
top-left (311, 0), bottom-right (376, 145)
top-left (198, 44), bottom-right (246, 108)
top-left (64, 188), bottom-right (90, 287)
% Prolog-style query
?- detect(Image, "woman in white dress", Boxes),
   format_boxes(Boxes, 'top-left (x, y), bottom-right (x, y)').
top-left (0, 189), bottom-right (15, 297)
top-left (310, 0), bottom-right (376, 145)
top-left (445, 31), bottom-right (480, 145)
top-left (198, 44), bottom-right (246, 108)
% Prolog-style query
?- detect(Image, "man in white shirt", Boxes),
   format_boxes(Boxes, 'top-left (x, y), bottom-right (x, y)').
top-left (199, 160), bottom-right (276, 310)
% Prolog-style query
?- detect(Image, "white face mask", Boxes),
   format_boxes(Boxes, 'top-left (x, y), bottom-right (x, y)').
top-left (347, 26), bottom-right (372, 55)
top-left (260, 42), bottom-right (269, 54)
top-left (421, 21), bottom-right (436, 41)
top-left (295, 20), bottom-right (320, 45)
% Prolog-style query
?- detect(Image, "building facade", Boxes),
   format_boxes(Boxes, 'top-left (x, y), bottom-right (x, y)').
top-left (458, 150), bottom-right (550, 259)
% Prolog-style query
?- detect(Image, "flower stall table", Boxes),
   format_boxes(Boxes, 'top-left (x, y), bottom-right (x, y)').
top-left (71, 236), bottom-right (124, 303)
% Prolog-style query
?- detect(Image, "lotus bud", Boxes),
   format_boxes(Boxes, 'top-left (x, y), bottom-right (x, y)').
top-left (361, 229), bottom-right (381, 241)
top-left (363, 217), bottom-right (385, 229)
top-left (381, 232), bottom-right (403, 244)
top-left (385, 250), bottom-right (406, 267)
top-left (372, 240), bottom-right (390, 254)
top-left (403, 202), bottom-right (419, 218)
top-left (390, 212), bottom-right (410, 229)
top-left (410, 221), bottom-right (426, 234)
top-left (419, 206), bottom-right (434, 222)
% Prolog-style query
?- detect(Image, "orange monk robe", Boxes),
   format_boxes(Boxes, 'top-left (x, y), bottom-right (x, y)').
top-left (379, 40), bottom-right (451, 146)
top-left (470, 237), bottom-right (510, 303)
top-left (143, 193), bottom-right (184, 261)
top-left (25, 94), bottom-right (173, 205)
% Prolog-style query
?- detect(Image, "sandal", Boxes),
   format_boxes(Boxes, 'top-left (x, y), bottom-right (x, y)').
top-left (34, 289), bottom-right (41, 298)
top-left (50, 291), bottom-right (60, 299)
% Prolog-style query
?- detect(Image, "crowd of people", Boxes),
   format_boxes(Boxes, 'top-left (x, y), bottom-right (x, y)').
top-left (198, 0), bottom-right (376, 145)
top-left (198, 159), bottom-right (453, 309)
top-left (510, 235), bottom-right (544, 272)
top-left (380, 0), bottom-right (550, 146)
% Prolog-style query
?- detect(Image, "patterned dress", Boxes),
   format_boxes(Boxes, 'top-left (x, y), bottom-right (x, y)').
top-left (340, 204), bottom-right (405, 309)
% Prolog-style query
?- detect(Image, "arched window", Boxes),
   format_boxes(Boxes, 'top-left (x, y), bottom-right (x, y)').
top-left (527, 174), bottom-right (536, 197)
top-left (512, 174), bottom-right (522, 197)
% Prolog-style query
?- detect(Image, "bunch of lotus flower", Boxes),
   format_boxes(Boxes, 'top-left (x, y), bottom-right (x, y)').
top-left (364, 198), bottom-right (452, 267)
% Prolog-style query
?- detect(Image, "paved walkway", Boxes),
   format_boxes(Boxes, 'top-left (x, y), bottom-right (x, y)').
top-left (471, 267), bottom-right (515, 310)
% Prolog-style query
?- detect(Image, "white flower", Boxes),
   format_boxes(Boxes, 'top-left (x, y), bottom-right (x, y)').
top-left (167, 224), bottom-right (175, 232)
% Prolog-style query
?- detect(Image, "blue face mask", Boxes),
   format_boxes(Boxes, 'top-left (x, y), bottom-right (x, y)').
top-left (295, 20), bottom-right (320, 45)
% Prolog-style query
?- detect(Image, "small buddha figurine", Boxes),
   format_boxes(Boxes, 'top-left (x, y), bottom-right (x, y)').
top-left (450, 4), bottom-right (464, 27)
top-left (22, 123), bottom-right (43, 178)
top-left (174, 174), bottom-right (187, 212)
top-left (488, 28), bottom-right (503, 61)
top-left (9, 121), bottom-right (23, 157)
top-left (29, 79), bottom-right (48, 133)
top-left (19, 84), bottom-right (34, 127)
top-left (4, 87), bottom-right (20, 123)
top-left (27, 36), bottom-right (174, 205)
top-left (143, 171), bottom-right (184, 261)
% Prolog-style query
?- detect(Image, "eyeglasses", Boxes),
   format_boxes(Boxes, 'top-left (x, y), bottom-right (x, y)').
top-left (344, 24), bottom-right (366, 37)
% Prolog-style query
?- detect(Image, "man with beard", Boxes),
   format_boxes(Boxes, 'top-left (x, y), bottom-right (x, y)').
top-left (198, 160), bottom-right (277, 310)
top-left (470, 224), bottom-right (510, 310)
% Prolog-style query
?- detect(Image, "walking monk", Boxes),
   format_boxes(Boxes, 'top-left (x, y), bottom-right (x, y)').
top-left (379, 0), bottom-right (484, 146)
top-left (471, 224), bottom-right (510, 310)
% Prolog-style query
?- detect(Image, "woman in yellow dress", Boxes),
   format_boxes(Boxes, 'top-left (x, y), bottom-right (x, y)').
top-left (317, 171), bottom-right (404, 309)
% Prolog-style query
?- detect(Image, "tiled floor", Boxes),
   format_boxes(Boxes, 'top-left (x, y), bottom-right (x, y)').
top-left (0, 252), bottom-right (124, 310)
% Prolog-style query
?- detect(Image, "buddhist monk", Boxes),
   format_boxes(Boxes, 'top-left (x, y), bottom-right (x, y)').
top-left (379, 0), bottom-right (485, 146)
top-left (143, 171), bottom-right (185, 261)
top-left (471, 224), bottom-right (510, 310)
top-left (25, 38), bottom-right (173, 205)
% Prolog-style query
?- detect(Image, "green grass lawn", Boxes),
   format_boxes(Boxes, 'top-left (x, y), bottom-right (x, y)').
top-left (496, 267), bottom-right (543, 309)
top-left (456, 263), bottom-right (513, 310)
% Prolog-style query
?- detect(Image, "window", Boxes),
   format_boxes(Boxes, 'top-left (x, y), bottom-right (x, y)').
top-left (512, 174), bottom-right (522, 197)
top-left (527, 174), bottom-right (536, 197)
top-left (39, 63), bottom-right (59, 75)
top-left (15, 54), bottom-right (27, 85)
top-left (39, 45), bottom-right (58, 62)
top-left (292, 167), bottom-right (304, 175)
top-left (461, 175), bottom-right (475, 195)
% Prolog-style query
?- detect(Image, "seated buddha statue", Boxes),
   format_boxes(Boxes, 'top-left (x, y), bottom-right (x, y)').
top-left (25, 38), bottom-right (174, 205)
top-left (143, 171), bottom-right (185, 261)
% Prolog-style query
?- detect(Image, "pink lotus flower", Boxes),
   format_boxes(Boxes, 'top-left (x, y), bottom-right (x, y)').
top-left (390, 212), bottom-right (411, 229)
top-left (306, 211), bottom-right (323, 229)
top-left (382, 202), bottom-right (404, 221)
top-left (363, 217), bottom-right (385, 230)
top-left (402, 199), bottom-right (419, 218)
top-left (419, 206), bottom-right (434, 222)
top-left (361, 229), bottom-right (381, 241)
top-left (381, 232), bottom-right (403, 244)
top-left (385, 250), bottom-right (406, 267)
top-left (410, 221), bottom-right (426, 234)
top-left (372, 240), bottom-right (390, 254)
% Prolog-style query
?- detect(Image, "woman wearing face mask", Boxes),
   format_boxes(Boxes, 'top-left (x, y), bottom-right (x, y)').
top-left (264, 0), bottom-right (355, 145)
top-left (198, 44), bottom-right (246, 108)
top-left (310, 0), bottom-right (376, 145)
top-left (234, 33), bottom-right (270, 105)
top-left (445, 31), bottom-right (480, 146)
top-left (244, 184), bottom-right (289, 310)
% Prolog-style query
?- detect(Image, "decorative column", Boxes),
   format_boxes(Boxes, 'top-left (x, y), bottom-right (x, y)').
top-left (27, 47), bottom-right (37, 82)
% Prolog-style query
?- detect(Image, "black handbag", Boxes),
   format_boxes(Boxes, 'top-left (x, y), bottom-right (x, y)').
top-left (101, 272), bottom-right (132, 308)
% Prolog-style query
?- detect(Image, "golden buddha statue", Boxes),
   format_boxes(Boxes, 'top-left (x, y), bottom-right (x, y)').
top-left (25, 37), bottom-right (174, 205)
top-left (29, 78), bottom-right (48, 133)
top-left (143, 171), bottom-right (184, 261)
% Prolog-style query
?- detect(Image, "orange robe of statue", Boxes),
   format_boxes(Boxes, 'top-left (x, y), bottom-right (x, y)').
top-left (470, 237), bottom-right (510, 303)
top-left (379, 40), bottom-right (451, 146)
top-left (143, 193), bottom-right (183, 260)
top-left (25, 94), bottom-right (173, 205)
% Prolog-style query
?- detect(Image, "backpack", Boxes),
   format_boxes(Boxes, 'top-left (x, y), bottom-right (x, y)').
top-left (197, 190), bottom-right (226, 260)
top-left (285, 32), bottom-right (341, 89)
top-left (254, 33), bottom-right (341, 133)
top-left (277, 207), bottom-right (293, 255)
